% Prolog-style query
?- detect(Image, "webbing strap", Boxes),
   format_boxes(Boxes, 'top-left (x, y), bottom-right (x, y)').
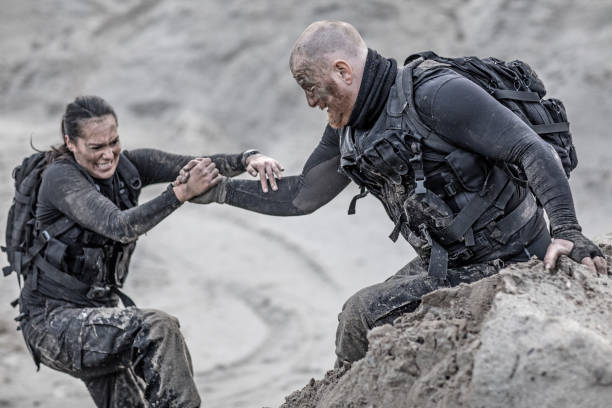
top-left (489, 194), bottom-right (538, 244)
top-left (348, 186), bottom-right (368, 215)
top-left (113, 287), bottom-right (136, 307)
top-left (35, 256), bottom-right (89, 291)
top-left (23, 217), bottom-right (76, 266)
top-left (439, 167), bottom-right (509, 244)
top-left (34, 255), bottom-right (136, 308)
top-left (14, 189), bottom-right (30, 205)
top-left (531, 122), bottom-right (570, 134)
top-left (493, 89), bottom-right (541, 102)
top-left (428, 239), bottom-right (448, 281)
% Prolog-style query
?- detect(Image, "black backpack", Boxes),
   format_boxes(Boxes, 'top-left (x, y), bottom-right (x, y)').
top-left (405, 51), bottom-right (578, 178)
top-left (2, 152), bottom-right (64, 303)
top-left (2, 151), bottom-right (141, 308)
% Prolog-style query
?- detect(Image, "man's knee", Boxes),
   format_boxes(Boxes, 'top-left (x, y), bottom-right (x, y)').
top-left (338, 286), bottom-right (378, 329)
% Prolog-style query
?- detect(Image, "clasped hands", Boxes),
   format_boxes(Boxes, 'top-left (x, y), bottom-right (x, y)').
top-left (172, 154), bottom-right (284, 202)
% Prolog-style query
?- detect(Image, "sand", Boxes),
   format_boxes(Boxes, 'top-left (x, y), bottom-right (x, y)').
top-left (1, 1), bottom-right (611, 407)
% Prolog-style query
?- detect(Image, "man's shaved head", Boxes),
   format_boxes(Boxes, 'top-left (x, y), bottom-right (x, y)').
top-left (290, 21), bottom-right (367, 72)
top-left (290, 21), bottom-right (368, 128)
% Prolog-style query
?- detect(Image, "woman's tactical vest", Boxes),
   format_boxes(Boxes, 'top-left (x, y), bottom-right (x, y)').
top-left (30, 154), bottom-right (142, 307)
top-left (339, 60), bottom-right (542, 281)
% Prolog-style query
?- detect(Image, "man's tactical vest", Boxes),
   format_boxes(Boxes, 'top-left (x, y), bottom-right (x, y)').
top-left (339, 59), bottom-right (546, 281)
top-left (7, 153), bottom-right (142, 308)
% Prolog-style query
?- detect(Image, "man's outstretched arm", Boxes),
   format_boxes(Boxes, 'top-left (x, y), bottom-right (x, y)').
top-left (192, 125), bottom-right (351, 215)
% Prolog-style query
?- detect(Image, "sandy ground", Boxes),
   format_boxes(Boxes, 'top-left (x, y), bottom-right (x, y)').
top-left (1, 1), bottom-right (611, 407)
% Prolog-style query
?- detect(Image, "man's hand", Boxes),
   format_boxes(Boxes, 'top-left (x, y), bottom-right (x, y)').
top-left (543, 232), bottom-right (608, 275)
top-left (245, 154), bottom-right (284, 193)
top-left (172, 158), bottom-right (221, 202)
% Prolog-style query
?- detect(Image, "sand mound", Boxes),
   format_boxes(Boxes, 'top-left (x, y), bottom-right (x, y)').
top-left (281, 238), bottom-right (612, 408)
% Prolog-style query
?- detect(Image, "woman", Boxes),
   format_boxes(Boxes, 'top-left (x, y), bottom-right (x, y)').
top-left (17, 95), bottom-right (283, 407)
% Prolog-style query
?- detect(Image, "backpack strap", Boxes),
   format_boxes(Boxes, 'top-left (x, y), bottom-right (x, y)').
top-left (23, 217), bottom-right (75, 267)
top-left (116, 153), bottom-right (142, 209)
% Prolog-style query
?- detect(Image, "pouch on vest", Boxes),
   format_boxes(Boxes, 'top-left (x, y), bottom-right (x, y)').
top-left (444, 150), bottom-right (487, 192)
top-left (44, 238), bottom-right (68, 270)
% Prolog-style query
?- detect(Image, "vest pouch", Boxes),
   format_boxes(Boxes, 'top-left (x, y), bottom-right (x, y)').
top-left (44, 238), bottom-right (68, 269)
top-left (444, 150), bottom-right (487, 192)
top-left (112, 242), bottom-right (135, 287)
top-left (363, 132), bottom-right (412, 185)
top-left (80, 247), bottom-right (107, 285)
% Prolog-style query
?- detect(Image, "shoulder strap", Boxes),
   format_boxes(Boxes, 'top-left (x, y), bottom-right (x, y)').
top-left (116, 152), bottom-right (142, 191)
top-left (116, 153), bottom-right (142, 209)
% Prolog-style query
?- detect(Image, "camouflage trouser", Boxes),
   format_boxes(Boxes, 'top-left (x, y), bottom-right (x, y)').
top-left (20, 303), bottom-right (200, 408)
top-left (335, 257), bottom-right (502, 364)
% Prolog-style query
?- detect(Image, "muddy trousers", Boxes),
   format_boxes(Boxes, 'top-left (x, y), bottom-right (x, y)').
top-left (21, 305), bottom-right (200, 408)
top-left (335, 257), bottom-right (502, 364)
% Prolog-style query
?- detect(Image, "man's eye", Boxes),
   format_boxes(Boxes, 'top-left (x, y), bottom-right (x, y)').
top-left (110, 138), bottom-right (119, 145)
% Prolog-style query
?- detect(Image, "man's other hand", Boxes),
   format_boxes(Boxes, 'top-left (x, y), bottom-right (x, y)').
top-left (245, 154), bottom-right (284, 193)
top-left (543, 235), bottom-right (608, 275)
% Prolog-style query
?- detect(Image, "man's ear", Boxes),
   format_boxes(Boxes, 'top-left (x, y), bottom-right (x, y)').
top-left (333, 60), bottom-right (353, 85)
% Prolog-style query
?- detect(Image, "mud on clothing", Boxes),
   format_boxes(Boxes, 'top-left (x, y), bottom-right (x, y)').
top-left (220, 49), bottom-right (585, 362)
top-left (18, 149), bottom-right (246, 407)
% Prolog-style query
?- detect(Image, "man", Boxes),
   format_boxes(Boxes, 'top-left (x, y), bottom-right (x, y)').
top-left (187, 21), bottom-right (607, 365)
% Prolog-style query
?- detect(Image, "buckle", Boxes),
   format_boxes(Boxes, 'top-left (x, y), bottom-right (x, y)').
top-left (450, 247), bottom-right (473, 262)
top-left (415, 180), bottom-right (426, 195)
top-left (41, 230), bottom-right (51, 242)
top-left (443, 182), bottom-right (457, 196)
top-left (87, 285), bottom-right (111, 299)
top-left (408, 153), bottom-right (422, 163)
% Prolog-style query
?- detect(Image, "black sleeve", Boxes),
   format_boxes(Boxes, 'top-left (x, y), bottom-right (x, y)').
top-left (414, 71), bottom-right (579, 230)
top-left (38, 162), bottom-right (182, 243)
top-left (224, 125), bottom-right (350, 215)
top-left (123, 148), bottom-right (246, 186)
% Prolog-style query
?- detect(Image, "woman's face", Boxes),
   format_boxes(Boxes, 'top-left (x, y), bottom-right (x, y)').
top-left (65, 114), bottom-right (121, 180)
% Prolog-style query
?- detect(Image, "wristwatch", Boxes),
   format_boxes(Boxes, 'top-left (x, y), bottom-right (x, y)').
top-left (241, 149), bottom-right (260, 168)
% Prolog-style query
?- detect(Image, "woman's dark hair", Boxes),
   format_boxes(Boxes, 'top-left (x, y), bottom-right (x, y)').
top-left (47, 95), bottom-right (118, 163)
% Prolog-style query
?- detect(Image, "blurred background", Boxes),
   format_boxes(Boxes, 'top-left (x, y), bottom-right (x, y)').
top-left (0, 1), bottom-right (611, 407)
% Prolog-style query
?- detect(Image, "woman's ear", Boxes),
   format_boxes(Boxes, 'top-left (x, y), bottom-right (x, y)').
top-left (64, 134), bottom-right (75, 152)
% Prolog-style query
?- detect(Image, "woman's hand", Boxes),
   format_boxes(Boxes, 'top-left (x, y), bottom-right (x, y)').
top-left (172, 158), bottom-right (221, 202)
top-left (245, 154), bottom-right (284, 193)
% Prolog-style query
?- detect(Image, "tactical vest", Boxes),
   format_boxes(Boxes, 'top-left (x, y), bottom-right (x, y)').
top-left (339, 60), bottom-right (542, 280)
top-left (29, 153), bottom-right (142, 307)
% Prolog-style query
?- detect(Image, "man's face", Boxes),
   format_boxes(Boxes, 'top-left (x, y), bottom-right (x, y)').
top-left (293, 62), bottom-right (355, 129)
top-left (66, 114), bottom-right (121, 180)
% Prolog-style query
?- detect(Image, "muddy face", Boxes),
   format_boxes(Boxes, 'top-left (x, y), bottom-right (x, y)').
top-left (293, 64), bottom-right (355, 129)
top-left (66, 114), bottom-right (121, 179)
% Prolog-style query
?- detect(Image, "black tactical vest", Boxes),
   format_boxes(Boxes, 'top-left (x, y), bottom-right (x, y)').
top-left (32, 153), bottom-right (142, 306)
top-left (339, 61), bottom-right (542, 280)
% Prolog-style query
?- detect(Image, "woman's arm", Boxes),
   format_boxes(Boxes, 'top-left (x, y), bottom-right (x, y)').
top-left (38, 160), bottom-right (217, 243)
top-left (123, 148), bottom-right (247, 186)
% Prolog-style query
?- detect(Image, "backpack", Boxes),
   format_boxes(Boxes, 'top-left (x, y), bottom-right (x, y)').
top-left (2, 152), bottom-right (62, 304)
top-left (2, 151), bottom-right (141, 308)
top-left (405, 51), bottom-right (578, 178)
